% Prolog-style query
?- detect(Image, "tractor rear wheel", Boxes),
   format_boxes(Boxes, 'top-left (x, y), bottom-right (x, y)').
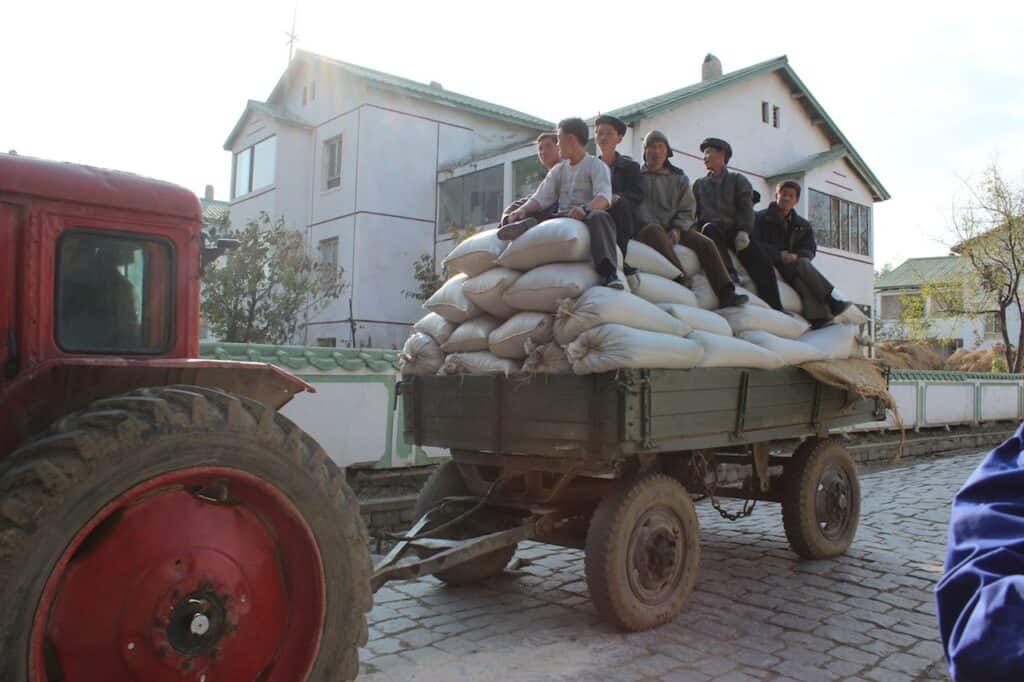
top-left (0, 385), bottom-right (372, 682)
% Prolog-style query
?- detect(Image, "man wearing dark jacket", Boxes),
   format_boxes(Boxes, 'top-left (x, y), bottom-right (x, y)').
top-left (594, 114), bottom-right (643, 264)
top-left (694, 138), bottom-right (781, 306)
top-left (753, 180), bottom-right (851, 325)
top-left (634, 130), bottom-right (747, 307)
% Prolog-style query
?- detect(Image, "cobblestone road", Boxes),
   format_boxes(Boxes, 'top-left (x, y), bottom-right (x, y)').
top-left (358, 451), bottom-right (986, 681)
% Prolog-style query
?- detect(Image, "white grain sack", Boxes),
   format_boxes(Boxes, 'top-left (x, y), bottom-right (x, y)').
top-left (672, 244), bottom-right (702, 275)
top-left (423, 273), bottom-right (481, 323)
top-left (624, 239), bottom-right (683, 280)
top-left (496, 217), bottom-right (590, 270)
top-left (773, 269), bottom-right (804, 315)
top-left (441, 228), bottom-right (505, 277)
top-left (689, 330), bottom-right (785, 370)
top-left (566, 323), bottom-right (704, 375)
top-left (442, 316), bottom-right (501, 353)
top-left (630, 272), bottom-right (699, 308)
top-left (738, 330), bottom-right (827, 365)
top-left (502, 262), bottom-right (599, 313)
top-left (413, 312), bottom-right (457, 345)
top-left (555, 287), bottom-right (689, 346)
top-left (657, 304), bottom-right (733, 337)
top-left (689, 273), bottom-right (767, 311)
top-left (717, 305), bottom-right (810, 340)
top-left (798, 324), bottom-right (859, 360)
top-left (489, 312), bottom-right (554, 359)
top-left (463, 267), bottom-right (521, 318)
top-left (441, 352), bottom-right (520, 376)
top-left (399, 333), bottom-right (444, 376)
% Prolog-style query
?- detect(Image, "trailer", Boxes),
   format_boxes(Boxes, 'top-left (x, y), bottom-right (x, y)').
top-left (372, 365), bottom-right (886, 631)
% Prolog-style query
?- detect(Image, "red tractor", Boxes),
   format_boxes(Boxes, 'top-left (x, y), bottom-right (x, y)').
top-left (0, 154), bottom-right (372, 681)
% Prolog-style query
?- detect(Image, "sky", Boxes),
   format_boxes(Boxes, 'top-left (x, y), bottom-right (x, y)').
top-left (3, 0), bottom-right (1023, 272)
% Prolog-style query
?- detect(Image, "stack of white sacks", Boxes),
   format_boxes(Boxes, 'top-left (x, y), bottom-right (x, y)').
top-left (400, 218), bottom-right (867, 376)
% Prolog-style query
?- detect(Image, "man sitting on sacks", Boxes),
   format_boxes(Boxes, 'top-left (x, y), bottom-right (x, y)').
top-left (753, 180), bottom-right (852, 327)
top-left (593, 114), bottom-right (644, 280)
top-left (501, 117), bottom-right (625, 289)
top-left (499, 132), bottom-right (562, 226)
top-left (633, 130), bottom-right (748, 308)
top-left (692, 137), bottom-right (775, 303)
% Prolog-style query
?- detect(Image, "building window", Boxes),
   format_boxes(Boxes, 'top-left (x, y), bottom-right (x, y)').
top-left (324, 136), bottom-right (342, 190)
top-left (985, 313), bottom-right (1001, 336)
top-left (318, 237), bottom-right (339, 271)
top-left (772, 105), bottom-right (781, 128)
top-left (302, 81), bottom-right (317, 106)
top-left (438, 165), bottom-right (503, 232)
top-left (512, 155), bottom-right (546, 201)
top-left (761, 101), bottom-right (770, 124)
top-left (316, 337), bottom-right (337, 348)
top-left (807, 188), bottom-right (872, 256)
top-left (55, 230), bottom-right (173, 354)
top-left (879, 294), bottom-right (903, 321)
top-left (231, 136), bottom-right (276, 199)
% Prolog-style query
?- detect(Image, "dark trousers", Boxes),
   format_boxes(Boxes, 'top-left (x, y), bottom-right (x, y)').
top-left (608, 199), bottom-right (637, 259)
top-left (700, 222), bottom-right (783, 310)
top-left (635, 224), bottom-right (736, 297)
top-left (585, 210), bottom-right (619, 277)
top-left (779, 257), bottom-right (835, 321)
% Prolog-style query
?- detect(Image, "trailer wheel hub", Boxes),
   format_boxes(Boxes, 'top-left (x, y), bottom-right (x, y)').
top-left (628, 506), bottom-right (686, 605)
top-left (816, 466), bottom-right (854, 541)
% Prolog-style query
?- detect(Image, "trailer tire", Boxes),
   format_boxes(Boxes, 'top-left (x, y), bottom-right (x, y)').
top-left (584, 473), bottom-right (700, 631)
top-left (413, 460), bottom-right (515, 586)
top-left (0, 386), bottom-right (372, 682)
top-left (781, 438), bottom-right (860, 559)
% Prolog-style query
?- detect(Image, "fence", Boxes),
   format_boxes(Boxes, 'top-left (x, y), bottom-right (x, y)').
top-left (200, 343), bottom-right (1024, 468)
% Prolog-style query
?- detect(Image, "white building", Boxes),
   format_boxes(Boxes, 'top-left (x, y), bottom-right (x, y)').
top-left (875, 256), bottom-right (1022, 351)
top-left (225, 51), bottom-right (889, 349)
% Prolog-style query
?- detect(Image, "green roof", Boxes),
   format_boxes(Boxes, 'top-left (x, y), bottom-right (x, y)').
top-left (604, 55), bottom-right (890, 202)
top-left (890, 368), bottom-right (1024, 382)
top-left (875, 257), bottom-right (966, 291)
top-left (200, 342), bottom-right (401, 373)
top-left (223, 99), bottom-right (311, 150)
top-left (280, 51), bottom-right (554, 132)
top-left (765, 147), bottom-right (849, 184)
top-left (200, 198), bottom-right (230, 228)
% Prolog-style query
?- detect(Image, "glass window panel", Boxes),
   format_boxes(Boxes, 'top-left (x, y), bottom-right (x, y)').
top-left (860, 205), bottom-right (871, 256)
top-left (439, 176), bottom-right (463, 232)
top-left (460, 166), bottom-right (503, 229)
top-left (840, 201), bottom-right (851, 251)
top-left (251, 137), bottom-right (276, 191)
top-left (513, 155), bottom-right (546, 200)
top-left (233, 147), bottom-right (251, 198)
top-left (808, 190), bottom-right (830, 248)
top-left (56, 231), bottom-right (172, 353)
top-left (829, 197), bottom-right (840, 250)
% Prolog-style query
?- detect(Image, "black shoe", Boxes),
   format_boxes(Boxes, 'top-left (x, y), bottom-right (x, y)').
top-left (718, 291), bottom-right (748, 308)
top-left (497, 217), bottom-right (538, 241)
top-left (809, 318), bottom-right (833, 330)
top-left (827, 296), bottom-right (852, 317)
top-left (623, 264), bottom-right (638, 276)
top-left (603, 273), bottom-right (625, 290)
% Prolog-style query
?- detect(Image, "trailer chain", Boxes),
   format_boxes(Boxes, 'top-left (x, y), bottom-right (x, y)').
top-left (690, 451), bottom-right (758, 522)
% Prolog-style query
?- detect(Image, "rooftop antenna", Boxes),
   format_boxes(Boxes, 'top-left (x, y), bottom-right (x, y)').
top-left (284, 2), bottom-right (299, 65)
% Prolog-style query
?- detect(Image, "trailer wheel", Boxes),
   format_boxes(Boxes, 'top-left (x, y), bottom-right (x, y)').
top-left (584, 473), bottom-right (700, 631)
top-left (781, 438), bottom-right (861, 559)
top-left (412, 460), bottom-right (516, 586)
top-left (0, 386), bottom-right (372, 682)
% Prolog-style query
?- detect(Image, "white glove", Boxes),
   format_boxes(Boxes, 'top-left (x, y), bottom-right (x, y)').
top-left (734, 231), bottom-right (751, 251)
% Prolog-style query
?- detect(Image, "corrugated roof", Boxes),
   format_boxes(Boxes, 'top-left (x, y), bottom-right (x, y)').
top-left (200, 342), bottom-right (401, 372)
top-left (200, 198), bottom-right (230, 228)
top-left (603, 55), bottom-right (890, 202)
top-left (282, 51), bottom-right (554, 132)
top-left (874, 257), bottom-right (966, 291)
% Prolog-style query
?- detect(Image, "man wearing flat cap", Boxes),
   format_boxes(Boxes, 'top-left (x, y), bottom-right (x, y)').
top-left (633, 130), bottom-right (747, 307)
top-left (594, 114), bottom-right (643, 272)
top-left (691, 138), bottom-right (776, 302)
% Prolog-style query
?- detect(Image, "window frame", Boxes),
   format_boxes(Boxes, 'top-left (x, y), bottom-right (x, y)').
top-left (324, 136), bottom-right (343, 190)
top-left (438, 164), bottom-right (504, 233)
top-left (53, 227), bottom-right (176, 356)
top-left (231, 135), bottom-right (277, 199)
top-left (807, 188), bottom-right (873, 257)
top-left (761, 101), bottom-right (770, 124)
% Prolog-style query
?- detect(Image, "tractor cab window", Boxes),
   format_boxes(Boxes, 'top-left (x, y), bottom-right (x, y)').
top-left (56, 231), bottom-right (173, 353)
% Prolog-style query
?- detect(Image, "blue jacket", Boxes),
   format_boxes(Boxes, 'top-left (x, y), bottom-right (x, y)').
top-left (936, 422), bottom-right (1024, 680)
